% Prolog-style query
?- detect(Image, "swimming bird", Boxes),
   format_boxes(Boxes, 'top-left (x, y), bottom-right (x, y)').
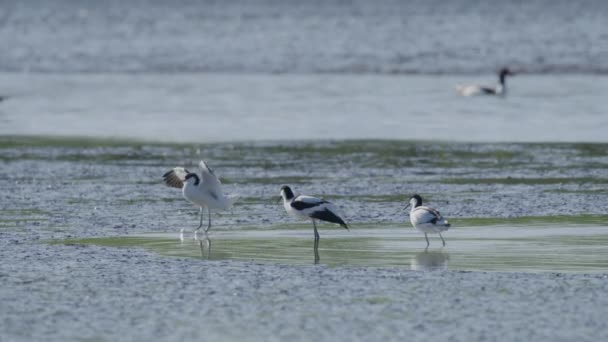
top-left (456, 68), bottom-right (514, 96)
top-left (162, 160), bottom-right (235, 235)
top-left (404, 194), bottom-right (451, 248)
top-left (280, 185), bottom-right (348, 241)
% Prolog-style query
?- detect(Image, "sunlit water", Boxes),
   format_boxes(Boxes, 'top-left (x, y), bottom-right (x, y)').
top-left (1, 73), bottom-right (607, 142)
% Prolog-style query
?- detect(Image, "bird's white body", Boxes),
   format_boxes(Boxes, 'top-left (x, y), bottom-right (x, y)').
top-left (283, 195), bottom-right (341, 221)
top-left (456, 83), bottom-right (505, 97)
top-left (456, 68), bottom-right (512, 97)
top-left (182, 171), bottom-right (233, 210)
top-left (163, 160), bottom-right (235, 234)
top-left (405, 194), bottom-right (450, 247)
top-left (280, 186), bottom-right (348, 240)
top-left (409, 206), bottom-right (451, 233)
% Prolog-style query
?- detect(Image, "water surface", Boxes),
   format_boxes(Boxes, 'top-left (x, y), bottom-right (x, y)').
top-left (1, 73), bottom-right (607, 142)
top-left (64, 222), bottom-right (608, 273)
top-left (1, 0), bottom-right (607, 74)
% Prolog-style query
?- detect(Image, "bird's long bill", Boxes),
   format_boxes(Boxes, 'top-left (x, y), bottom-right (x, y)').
top-left (404, 203), bottom-right (410, 210)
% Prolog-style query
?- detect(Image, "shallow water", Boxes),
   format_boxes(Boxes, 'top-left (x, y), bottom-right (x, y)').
top-left (65, 222), bottom-right (608, 272)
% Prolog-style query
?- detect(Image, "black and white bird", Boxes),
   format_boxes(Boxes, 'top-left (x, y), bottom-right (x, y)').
top-left (405, 194), bottom-right (451, 248)
top-left (162, 160), bottom-right (235, 235)
top-left (280, 185), bottom-right (348, 240)
top-left (456, 68), bottom-right (514, 96)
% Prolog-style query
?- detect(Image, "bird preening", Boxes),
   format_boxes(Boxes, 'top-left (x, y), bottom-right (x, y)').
top-left (162, 160), bottom-right (236, 238)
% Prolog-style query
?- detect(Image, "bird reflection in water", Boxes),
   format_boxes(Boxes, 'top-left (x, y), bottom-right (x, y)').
top-left (410, 250), bottom-right (450, 271)
top-left (198, 235), bottom-right (211, 259)
top-left (180, 233), bottom-right (211, 259)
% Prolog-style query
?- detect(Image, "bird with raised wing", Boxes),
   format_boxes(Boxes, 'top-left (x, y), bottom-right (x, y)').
top-left (405, 194), bottom-right (451, 248)
top-left (162, 160), bottom-right (235, 236)
top-left (280, 185), bottom-right (348, 241)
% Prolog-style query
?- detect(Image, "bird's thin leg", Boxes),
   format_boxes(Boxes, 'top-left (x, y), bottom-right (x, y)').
top-left (314, 238), bottom-right (320, 264)
top-left (425, 233), bottom-right (430, 248)
top-left (439, 232), bottom-right (446, 247)
top-left (195, 207), bottom-right (204, 231)
top-left (312, 220), bottom-right (320, 241)
top-left (194, 207), bottom-right (204, 240)
top-left (205, 206), bottom-right (212, 233)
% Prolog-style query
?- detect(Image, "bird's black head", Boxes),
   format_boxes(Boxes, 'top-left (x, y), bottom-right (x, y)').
top-left (499, 68), bottom-right (514, 83)
top-left (499, 67), bottom-right (514, 75)
top-left (280, 185), bottom-right (294, 200)
top-left (409, 194), bottom-right (423, 208)
top-left (185, 173), bottom-right (200, 185)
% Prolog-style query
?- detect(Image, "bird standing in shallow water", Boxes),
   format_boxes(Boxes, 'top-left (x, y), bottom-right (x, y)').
top-left (405, 194), bottom-right (451, 248)
top-left (280, 185), bottom-right (348, 241)
top-left (162, 160), bottom-right (235, 237)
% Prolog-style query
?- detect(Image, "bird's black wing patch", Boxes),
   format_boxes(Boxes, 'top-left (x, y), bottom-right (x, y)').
top-left (415, 207), bottom-right (442, 225)
top-left (481, 87), bottom-right (496, 94)
top-left (291, 200), bottom-right (327, 210)
top-left (427, 208), bottom-right (444, 224)
top-left (162, 168), bottom-right (190, 189)
top-left (310, 208), bottom-right (348, 229)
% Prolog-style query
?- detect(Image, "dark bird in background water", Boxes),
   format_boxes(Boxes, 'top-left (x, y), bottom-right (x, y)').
top-left (456, 68), bottom-right (515, 96)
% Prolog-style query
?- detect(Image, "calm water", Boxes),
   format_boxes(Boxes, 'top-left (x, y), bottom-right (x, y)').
top-left (70, 224), bottom-right (608, 272)
top-left (1, 72), bottom-right (607, 142)
top-left (1, 0), bottom-right (607, 142)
